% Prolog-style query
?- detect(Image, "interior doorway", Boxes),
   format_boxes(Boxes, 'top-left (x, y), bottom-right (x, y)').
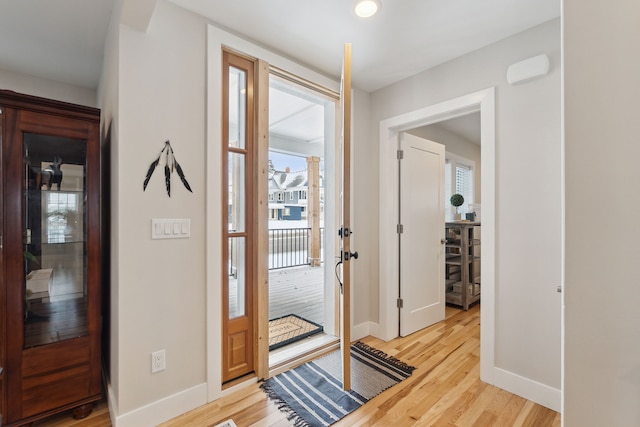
top-left (378, 88), bottom-right (496, 383)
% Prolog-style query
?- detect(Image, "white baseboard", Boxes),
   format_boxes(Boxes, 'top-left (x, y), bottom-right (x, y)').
top-left (111, 383), bottom-right (208, 427)
top-left (493, 367), bottom-right (561, 412)
top-left (108, 384), bottom-right (118, 426)
top-left (352, 321), bottom-right (379, 341)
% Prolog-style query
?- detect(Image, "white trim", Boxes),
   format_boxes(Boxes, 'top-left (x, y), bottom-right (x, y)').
top-left (560, 7), bottom-right (566, 424)
top-left (111, 383), bottom-right (207, 427)
top-left (206, 24), bottom-right (340, 403)
top-left (377, 88), bottom-right (496, 384)
top-left (352, 321), bottom-right (379, 341)
top-left (494, 368), bottom-right (561, 412)
top-left (108, 383), bottom-right (118, 426)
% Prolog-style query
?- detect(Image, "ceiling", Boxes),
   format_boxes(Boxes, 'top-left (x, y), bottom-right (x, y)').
top-left (0, 0), bottom-right (559, 93)
top-left (0, 0), bottom-right (114, 89)
top-left (0, 0), bottom-right (556, 148)
top-left (170, 0), bottom-right (559, 92)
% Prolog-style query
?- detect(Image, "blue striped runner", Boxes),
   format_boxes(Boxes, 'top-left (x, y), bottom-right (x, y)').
top-left (261, 342), bottom-right (415, 427)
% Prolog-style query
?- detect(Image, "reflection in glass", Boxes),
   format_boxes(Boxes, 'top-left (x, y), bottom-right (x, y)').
top-left (228, 153), bottom-right (246, 232)
top-left (23, 133), bottom-right (87, 348)
top-left (228, 237), bottom-right (246, 319)
top-left (228, 66), bottom-right (246, 149)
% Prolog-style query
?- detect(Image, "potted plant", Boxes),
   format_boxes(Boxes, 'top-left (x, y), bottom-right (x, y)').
top-left (450, 193), bottom-right (464, 220)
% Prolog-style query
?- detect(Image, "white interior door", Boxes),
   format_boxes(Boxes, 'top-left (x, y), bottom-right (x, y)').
top-left (399, 132), bottom-right (445, 337)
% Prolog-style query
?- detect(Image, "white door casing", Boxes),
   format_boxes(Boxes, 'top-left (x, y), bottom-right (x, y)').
top-left (206, 24), bottom-right (340, 402)
top-left (378, 88), bottom-right (495, 383)
top-left (399, 133), bottom-right (446, 336)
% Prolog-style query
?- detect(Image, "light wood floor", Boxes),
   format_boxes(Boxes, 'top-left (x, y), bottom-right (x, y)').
top-left (34, 304), bottom-right (560, 427)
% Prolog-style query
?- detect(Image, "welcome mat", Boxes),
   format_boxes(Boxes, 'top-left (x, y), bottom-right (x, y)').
top-left (269, 314), bottom-right (323, 351)
top-left (261, 341), bottom-right (415, 426)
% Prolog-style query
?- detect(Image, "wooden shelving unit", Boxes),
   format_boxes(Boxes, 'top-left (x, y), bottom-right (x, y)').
top-left (445, 221), bottom-right (481, 310)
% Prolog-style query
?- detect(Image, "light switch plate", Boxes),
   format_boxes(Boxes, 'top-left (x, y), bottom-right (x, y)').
top-left (151, 219), bottom-right (191, 239)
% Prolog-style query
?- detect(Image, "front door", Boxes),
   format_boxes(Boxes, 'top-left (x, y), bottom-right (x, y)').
top-left (339, 43), bottom-right (353, 390)
top-left (399, 133), bottom-right (445, 336)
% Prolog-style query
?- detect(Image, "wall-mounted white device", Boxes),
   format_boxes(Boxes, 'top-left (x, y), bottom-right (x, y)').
top-left (507, 54), bottom-right (550, 85)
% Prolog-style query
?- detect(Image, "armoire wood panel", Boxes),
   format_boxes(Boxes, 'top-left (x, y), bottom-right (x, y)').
top-left (0, 90), bottom-right (102, 426)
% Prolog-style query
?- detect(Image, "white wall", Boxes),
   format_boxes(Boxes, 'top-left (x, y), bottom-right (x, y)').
top-left (108, 1), bottom-right (343, 424)
top-left (351, 87), bottom-right (376, 330)
top-left (113, 1), bottom-right (208, 423)
top-left (366, 19), bottom-right (562, 407)
top-left (0, 67), bottom-right (97, 107)
top-left (563, 1), bottom-right (640, 425)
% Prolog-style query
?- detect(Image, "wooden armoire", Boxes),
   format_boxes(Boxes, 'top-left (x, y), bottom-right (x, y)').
top-left (0, 90), bottom-right (102, 425)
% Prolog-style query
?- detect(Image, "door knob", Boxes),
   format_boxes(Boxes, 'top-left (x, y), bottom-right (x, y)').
top-left (344, 250), bottom-right (359, 261)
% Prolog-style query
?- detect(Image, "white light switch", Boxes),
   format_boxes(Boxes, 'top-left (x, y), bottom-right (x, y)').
top-left (152, 219), bottom-right (191, 239)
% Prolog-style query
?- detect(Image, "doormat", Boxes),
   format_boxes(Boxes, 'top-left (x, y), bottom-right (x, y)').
top-left (269, 314), bottom-right (323, 351)
top-left (260, 341), bottom-right (415, 427)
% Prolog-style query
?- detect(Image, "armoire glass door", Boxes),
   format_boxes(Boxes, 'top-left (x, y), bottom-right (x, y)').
top-left (23, 134), bottom-right (88, 349)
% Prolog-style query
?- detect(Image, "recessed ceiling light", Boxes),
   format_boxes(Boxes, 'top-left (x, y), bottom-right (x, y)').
top-left (354, 0), bottom-right (381, 18)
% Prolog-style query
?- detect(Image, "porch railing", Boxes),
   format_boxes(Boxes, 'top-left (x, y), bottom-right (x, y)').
top-left (269, 227), bottom-right (324, 270)
top-left (228, 227), bottom-right (324, 276)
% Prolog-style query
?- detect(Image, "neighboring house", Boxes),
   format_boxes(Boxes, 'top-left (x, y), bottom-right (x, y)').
top-left (267, 161), bottom-right (324, 221)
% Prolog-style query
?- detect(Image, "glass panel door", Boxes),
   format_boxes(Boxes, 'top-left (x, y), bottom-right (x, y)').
top-left (222, 51), bottom-right (255, 382)
top-left (23, 134), bottom-right (87, 348)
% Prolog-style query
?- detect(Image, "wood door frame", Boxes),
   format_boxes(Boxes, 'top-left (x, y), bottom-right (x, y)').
top-left (378, 88), bottom-right (496, 383)
top-left (255, 60), bottom-right (269, 380)
top-left (221, 50), bottom-right (257, 383)
top-left (206, 24), bottom-right (340, 402)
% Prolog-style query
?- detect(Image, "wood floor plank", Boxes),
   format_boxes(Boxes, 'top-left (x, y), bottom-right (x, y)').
top-left (492, 395), bottom-right (529, 427)
top-left (32, 304), bottom-right (560, 427)
top-left (444, 379), bottom-right (491, 425)
top-left (471, 410), bottom-right (499, 427)
top-left (519, 400), bottom-right (559, 427)
top-left (478, 386), bottom-right (518, 424)
top-left (443, 379), bottom-right (498, 426)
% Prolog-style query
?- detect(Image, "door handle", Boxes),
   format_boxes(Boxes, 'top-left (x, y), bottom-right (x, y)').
top-left (344, 250), bottom-right (359, 261)
top-left (441, 239), bottom-right (447, 244)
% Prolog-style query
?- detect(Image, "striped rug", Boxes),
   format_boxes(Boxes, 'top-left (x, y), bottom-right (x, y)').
top-left (260, 342), bottom-right (415, 427)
